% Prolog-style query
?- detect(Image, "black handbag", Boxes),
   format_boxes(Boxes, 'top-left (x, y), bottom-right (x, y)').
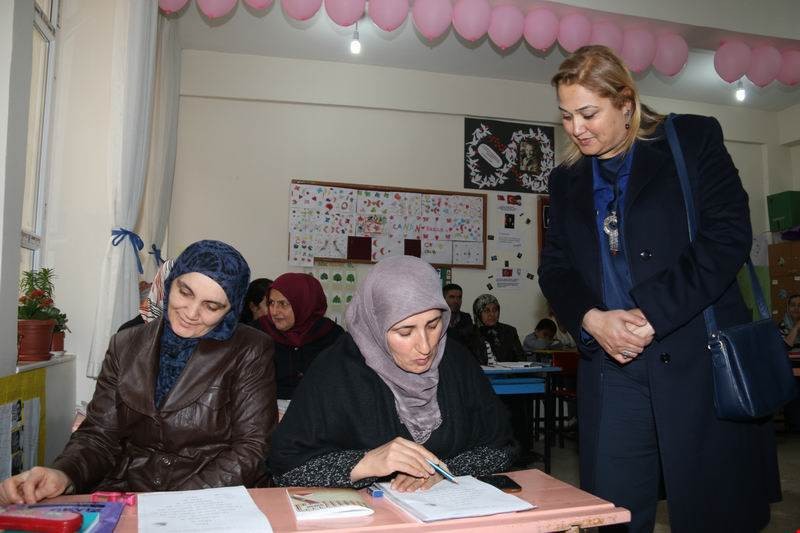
top-left (664, 114), bottom-right (797, 421)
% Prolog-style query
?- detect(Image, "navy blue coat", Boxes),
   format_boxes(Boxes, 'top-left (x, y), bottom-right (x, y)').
top-left (539, 115), bottom-right (780, 532)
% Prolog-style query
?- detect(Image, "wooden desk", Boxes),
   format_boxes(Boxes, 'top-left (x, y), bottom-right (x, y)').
top-left (51, 470), bottom-right (629, 532)
top-left (482, 365), bottom-right (561, 474)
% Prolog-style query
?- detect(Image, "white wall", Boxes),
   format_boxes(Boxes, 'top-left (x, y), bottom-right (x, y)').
top-left (169, 51), bottom-right (794, 368)
top-left (0, 0), bottom-right (33, 378)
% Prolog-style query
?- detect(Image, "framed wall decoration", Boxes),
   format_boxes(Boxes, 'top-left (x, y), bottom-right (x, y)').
top-left (464, 117), bottom-right (555, 193)
top-left (289, 180), bottom-right (487, 269)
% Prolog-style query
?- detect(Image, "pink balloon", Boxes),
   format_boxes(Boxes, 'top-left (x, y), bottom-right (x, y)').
top-left (557, 13), bottom-right (591, 53)
top-left (325, 0), bottom-right (365, 26)
top-left (523, 8), bottom-right (558, 51)
top-left (590, 21), bottom-right (622, 54)
top-left (368, 0), bottom-right (408, 32)
top-left (244, 0), bottom-right (274, 9)
top-left (412, 0), bottom-right (452, 41)
top-left (452, 0), bottom-right (491, 42)
top-left (488, 5), bottom-right (523, 50)
top-left (746, 46), bottom-right (782, 87)
top-left (196, 0), bottom-right (237, 18)
top-left (653, 34), bottom-right (689, 76)
top-left (621, 28), bottom-right (655, 72)
top-left (282, 0), bottom-right (323, 20)
top-left (777, 50), bottom-right (800, 86)
top-left (714, 41), bottom-right (751, 83)
top-left (158, 0), bottom-right (189, 14)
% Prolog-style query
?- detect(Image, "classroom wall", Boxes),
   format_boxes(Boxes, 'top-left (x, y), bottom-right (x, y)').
top-left (169, 51), bottom-right (795, 373)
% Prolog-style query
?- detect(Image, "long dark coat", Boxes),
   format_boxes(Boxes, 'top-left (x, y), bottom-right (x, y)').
top-left (538, 114), bottom-right (780, 532)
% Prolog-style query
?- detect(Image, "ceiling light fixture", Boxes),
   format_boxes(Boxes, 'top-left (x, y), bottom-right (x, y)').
top-left (734, 81), bottom-right (746, 102)
top-left (350, 22), bottom-right (361, 55)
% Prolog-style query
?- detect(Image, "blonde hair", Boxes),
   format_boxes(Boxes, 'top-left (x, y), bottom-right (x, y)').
top-left (551, 45), bottom-right (665, 166)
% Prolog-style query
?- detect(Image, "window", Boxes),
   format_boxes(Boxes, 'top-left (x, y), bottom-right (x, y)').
top-left (20, 0), bottom-right (59, 278)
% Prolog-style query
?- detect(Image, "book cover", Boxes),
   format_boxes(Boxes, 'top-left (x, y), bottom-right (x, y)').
top-left (287, 488), bottom-right (374, 520)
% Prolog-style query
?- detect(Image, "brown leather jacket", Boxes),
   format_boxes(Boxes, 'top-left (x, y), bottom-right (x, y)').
top-left (52, 319), bottom-right (277, 492)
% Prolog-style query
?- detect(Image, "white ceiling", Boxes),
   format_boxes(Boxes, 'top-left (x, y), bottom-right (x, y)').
top-left (174, 0), bottom-right (800, 112)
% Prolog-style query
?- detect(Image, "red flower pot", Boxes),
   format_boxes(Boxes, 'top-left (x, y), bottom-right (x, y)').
top-left (50, 331), bottom-right (65, 352)
top-left (18, 319), bottom-right (55, 362)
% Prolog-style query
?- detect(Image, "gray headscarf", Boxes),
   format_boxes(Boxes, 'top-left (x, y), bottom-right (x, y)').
top-left (473, 293), bottom-right (499, 326)
top-left (345, 256), bottom-right (451, 443)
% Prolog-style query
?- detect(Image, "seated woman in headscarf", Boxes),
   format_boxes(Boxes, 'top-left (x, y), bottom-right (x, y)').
top-left (0, 240), bottom-right (277, 504)
top-left (269, 256), bottom-right (514, 491)
top-left (470, 294), bottom-right (524, 365)
top-left (255, 273), bottom-right (343, 400)
top-left (239, 277), bottom-right (273, 325)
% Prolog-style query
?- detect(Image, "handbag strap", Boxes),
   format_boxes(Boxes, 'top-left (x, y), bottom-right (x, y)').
top-left (663, 114), bottom-right (769, 334)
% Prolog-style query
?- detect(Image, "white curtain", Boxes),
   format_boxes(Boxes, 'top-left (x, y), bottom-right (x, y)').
top-left (136, 17), bottom-right (181, 280)
top-left (86, 2), bottom-right (158, 378)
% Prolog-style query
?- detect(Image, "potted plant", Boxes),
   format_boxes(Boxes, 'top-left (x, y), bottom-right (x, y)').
top-left (17, 268), bottom-right (62, 362)
top-left (50, 309), bottom-right (70, 353)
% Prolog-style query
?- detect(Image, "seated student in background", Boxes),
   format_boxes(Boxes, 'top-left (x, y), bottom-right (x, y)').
top-left (117, 259), bottom-right (173, 332)
top-left (255, 273), bottom-right (343, 400)
top-left (469, 294), bottom-right (524, 365)
top-left (269, 256), bottom-right (515, 491)
top-left (545, 304), bottom-right (576, 348)
top-left (240, 277), bottom-right (273, 325)
top-left (522, 318), bottom-right (563, 352)
top-left (780, 293), bottom-right (800, 433)
top-left (0, 241), bottom-right (277, 504)
top-left (442, 283), bottom-right (473, 346)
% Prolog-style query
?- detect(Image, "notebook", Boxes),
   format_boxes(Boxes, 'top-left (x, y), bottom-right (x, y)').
top-left (287, 488), bottom-right (374, 520)
top-left (377, 475), bottom-right (534, 522)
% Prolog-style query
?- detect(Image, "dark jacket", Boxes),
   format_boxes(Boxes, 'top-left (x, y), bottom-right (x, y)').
top-left (468, 322), bottom-right (524, 365)
top-left (53, 319), bottom-right (277, 493)
top-left (446, 311), bottom-right (473, 347)
top-left (273, 322), bottom-right (343, 400)
top-left (538, 115), bottom-right (780, 532)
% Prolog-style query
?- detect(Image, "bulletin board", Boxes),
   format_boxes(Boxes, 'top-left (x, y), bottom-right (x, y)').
top-left (288, 180), bottom-right (487, 268)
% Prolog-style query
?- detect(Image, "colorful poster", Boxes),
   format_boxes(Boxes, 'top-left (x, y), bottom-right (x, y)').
top-left (448, 216), bottom-right (482, 242)
top-left (324, 187), bottom-right (356, 213)
top-left (288, 232), bottom-right (314, 266)
top-left (290, 183), bottom-right (327, 209)
top-left (314, 234), bottom-right (347, 259)
top-left (356, 214), bottom-right (388, 236)
top-left (371, 235), bottom-right (405, 261)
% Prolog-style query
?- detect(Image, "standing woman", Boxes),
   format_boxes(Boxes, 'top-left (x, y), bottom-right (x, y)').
top-left (256, 273), bottom-right (343, 399)
top-left (0, 240), bottom-right (277, 503)
top-left (538, 46), bottom-right (780, 532)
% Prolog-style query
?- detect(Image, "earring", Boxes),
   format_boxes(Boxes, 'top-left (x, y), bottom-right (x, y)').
top-left (625, 122), bottom-right (630, 130)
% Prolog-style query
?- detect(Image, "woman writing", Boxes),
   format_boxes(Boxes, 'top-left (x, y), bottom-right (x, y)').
top-left (538, 46), bottom-right (780, 532)
top-left (256, 273), bottom-right (342, 399)
top-left (269, 256), bottom-right (514, 491)
top-left (0, 240), bottom-right (277, 503)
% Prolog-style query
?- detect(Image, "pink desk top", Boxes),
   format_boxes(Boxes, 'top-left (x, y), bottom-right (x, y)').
top-left (53, 469), bottom-right (629, 532)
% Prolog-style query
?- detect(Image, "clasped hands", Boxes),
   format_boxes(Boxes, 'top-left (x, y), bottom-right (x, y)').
top-left (582, 308), bottom-right (655, 364)
top-left (350, 437), bottom-right (448, 492)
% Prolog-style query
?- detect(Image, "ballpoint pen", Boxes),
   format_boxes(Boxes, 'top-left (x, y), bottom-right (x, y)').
top-left (426, 459), bottom-right (458, 484)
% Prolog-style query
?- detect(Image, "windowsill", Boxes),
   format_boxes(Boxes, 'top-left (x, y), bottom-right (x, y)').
top-left (16, 353), bottom-right (76, 373)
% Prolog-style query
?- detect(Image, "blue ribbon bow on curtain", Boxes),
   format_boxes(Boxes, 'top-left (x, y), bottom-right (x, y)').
top-left (148, 243), bottom-right (165, 267)
top-left (111, 228), bottom-right (144, 274)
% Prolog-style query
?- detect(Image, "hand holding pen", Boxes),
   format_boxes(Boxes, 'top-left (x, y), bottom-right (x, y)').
top-left (350, 437), bottom-right (447, 491)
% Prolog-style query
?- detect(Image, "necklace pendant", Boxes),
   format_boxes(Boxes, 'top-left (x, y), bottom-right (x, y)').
top-left (603, 211), bottom-right (619, 255)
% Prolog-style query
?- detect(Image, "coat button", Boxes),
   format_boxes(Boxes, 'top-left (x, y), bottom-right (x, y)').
top-left (660, 352), bottom-right (671, 364)
top-left (153, 477), bottom-right (161, 486)
top-left (639, 249), bottom-right (653, 260)
top-left (161, 457), bottom-right (172, 466)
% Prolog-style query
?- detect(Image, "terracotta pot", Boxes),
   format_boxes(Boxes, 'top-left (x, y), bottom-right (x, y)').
top-left (18, 319), bottom-right (55, 362)
top-left (51, 330), bottom-right (65, 352)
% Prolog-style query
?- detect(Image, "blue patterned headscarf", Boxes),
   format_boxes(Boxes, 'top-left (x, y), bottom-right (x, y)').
top-left (155, 240), bottom-right (250, 407)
